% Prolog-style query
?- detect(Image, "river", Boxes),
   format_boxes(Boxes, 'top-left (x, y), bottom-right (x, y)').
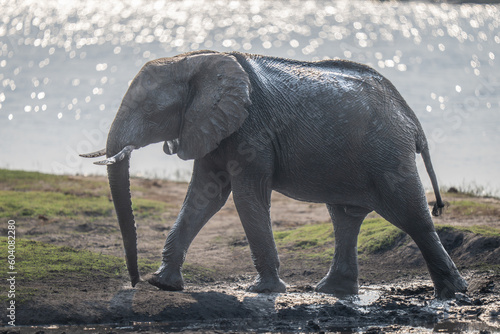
top-left (1, 0), bottom-right (499, 194)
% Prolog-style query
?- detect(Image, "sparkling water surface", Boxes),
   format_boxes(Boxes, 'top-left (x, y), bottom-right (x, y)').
top-left (1, 0), bottom-right (499, 194)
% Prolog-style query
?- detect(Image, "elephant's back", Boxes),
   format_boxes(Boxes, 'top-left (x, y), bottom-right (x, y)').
top-left (235, 52), bottom-right (425, 179)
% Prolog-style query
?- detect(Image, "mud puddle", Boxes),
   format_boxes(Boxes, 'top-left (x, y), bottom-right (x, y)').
top-left (7, 281), bottom-right (500, 333)
top-left (11, 320), bottom-right (500, 334)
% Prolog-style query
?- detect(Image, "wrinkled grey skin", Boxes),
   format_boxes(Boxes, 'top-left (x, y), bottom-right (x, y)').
top-left (82, 50), bottom-right (467, 299)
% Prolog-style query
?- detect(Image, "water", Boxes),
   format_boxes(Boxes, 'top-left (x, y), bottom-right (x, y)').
top-left (0, 0), bottom-right (499, 193)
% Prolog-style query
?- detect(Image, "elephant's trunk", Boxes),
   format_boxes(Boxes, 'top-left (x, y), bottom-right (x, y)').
top-left (103, 92), bottom-right (150, 287)
top-left (106, 127), bottom-right (140, 286)
top-left (107, 150), bottom-right (140, 287)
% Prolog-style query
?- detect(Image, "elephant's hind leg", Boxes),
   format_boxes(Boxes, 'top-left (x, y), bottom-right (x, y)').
top-left (232, 177), bottom-right (286, 293)
top-left (316, 204), bottom-right (370, 297)
top-left (375, 178), bottom-right (467, 299)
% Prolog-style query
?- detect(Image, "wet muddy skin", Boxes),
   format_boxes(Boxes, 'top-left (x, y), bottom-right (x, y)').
top-left (7, 274), bottom-right (500, 334)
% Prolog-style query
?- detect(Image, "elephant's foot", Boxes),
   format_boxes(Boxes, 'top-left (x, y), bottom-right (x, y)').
top-left (148, 266), bottom-right (184, 291)
top-left (247, 275), bottom-right (287, 293)
top-left (434, 273), bottom-right (468, 299)
top-left (315, 275), bottom-right (358, 297)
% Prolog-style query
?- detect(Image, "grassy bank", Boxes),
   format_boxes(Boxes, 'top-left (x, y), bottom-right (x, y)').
top-left (0, 237), bottom-right (124, 303)
top-left (274, 218), bottom-right (500, 262)
top-left (274, 218), bottom-right (406, 261)
top-left (0, 237), bottom-right (163, 303)
top-left (1, 169), bottom-right (499, 305)
top-left (0, 169), bottom-right (171, 220)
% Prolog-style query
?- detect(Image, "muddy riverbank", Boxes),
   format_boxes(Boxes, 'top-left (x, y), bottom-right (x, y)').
top-left (0, 171), bottom-right (499, 332)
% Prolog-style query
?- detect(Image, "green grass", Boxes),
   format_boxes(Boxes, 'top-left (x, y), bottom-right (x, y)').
top-left (274, 223), bottom-right (333, 250)
top-left (0, 190), bottom-right (170, 220)
top-left (0, 168), bottom-right (172, 197)
top-left (357, 218), bottom-right (405, 254)
top-left (436, 224), bottom-right (500, 237)
top-left (0, 236), bottom-right (216, 303)
top-left (273, 218), bottom-right (406, 262)
top-left (1, 238), bottom-right (125, 281)
top-left (447, 200), bottom-right (499, 217)
top-left (0, 238), bottom-right (164, 303)
top-left (0, 169), bottom-right (172, 220)
top-left (0, 169), bottom-right (108, 196)
top-left (0, 238), bottom-right (127, 302)
top-left (273, 217), bottom-right (500, 267)
top-left (0, 169), bottom-right (64, 189)
top-left (274, 223), bottom-right (335, 261)
top-left (0, 190), bottom-right (113, 218)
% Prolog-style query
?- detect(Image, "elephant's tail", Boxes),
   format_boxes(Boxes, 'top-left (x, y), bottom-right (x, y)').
top-left (421, 146), bottom-right (446, 217)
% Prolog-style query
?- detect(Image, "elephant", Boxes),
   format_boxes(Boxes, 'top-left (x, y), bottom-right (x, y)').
top-left (81, 50), bottom-right (467, 299)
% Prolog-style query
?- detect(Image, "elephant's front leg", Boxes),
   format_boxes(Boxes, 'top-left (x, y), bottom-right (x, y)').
top-left (232, 178), bottom-right (286, 293)
top-left (316, 204), bottom-right (369, 297)
top-left (149, 161), bottom-right (231, 290)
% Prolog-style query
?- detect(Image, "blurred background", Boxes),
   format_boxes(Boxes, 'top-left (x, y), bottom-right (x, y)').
top-left (0, 0), bottom-right (499, 195)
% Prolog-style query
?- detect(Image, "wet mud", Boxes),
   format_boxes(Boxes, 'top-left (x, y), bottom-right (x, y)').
top-left (6, 273), bottom-right (500, 334)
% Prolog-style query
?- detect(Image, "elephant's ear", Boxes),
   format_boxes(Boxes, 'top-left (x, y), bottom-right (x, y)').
top-left (175, 53), bottom-right (251, 160)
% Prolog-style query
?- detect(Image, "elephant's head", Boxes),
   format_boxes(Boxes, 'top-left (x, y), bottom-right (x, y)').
top-left (81, 51), bottom-right (251, 286)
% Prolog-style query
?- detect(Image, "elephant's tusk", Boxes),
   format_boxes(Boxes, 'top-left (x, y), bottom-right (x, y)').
top-left (94, 145), bottom-right (135, 165)
top-left (79, 148), bottom-right (107, 158)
